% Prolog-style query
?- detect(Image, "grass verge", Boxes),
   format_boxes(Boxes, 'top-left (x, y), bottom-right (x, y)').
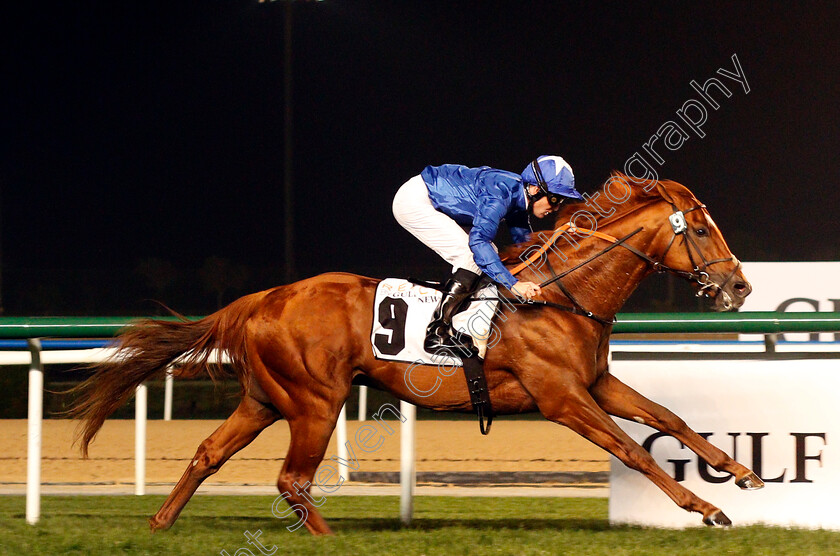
top-left (1, 495), bottom-right (838, 555)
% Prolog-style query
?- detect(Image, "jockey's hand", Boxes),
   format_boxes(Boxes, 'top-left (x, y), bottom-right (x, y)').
top-left (511, 280), bottom-right (541, 300)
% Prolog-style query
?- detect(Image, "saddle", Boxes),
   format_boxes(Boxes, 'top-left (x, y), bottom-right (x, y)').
top-left (408, 277), bottom-right (494, 435)
top-left (370, 277), bottom-right (496, 434)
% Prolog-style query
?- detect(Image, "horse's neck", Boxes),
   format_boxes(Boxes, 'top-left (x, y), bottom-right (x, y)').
top-left (538, 221), bottom-right (661, 319)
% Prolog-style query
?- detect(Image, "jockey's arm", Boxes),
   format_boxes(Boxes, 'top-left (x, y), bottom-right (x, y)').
top-left (469, 236), bottom-right (541, 298)
top-left (468, 184), bottom-right (540, 299)
top-left (470, 231), bottom-right (541, 298)
top-left (469, 189), bottom-right (517, 288)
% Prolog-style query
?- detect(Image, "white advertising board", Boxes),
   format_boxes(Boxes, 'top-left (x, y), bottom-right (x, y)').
top-left (608, 359), bottom-right (840, 529)
top-left (740, 262), bottom-right (840, 341)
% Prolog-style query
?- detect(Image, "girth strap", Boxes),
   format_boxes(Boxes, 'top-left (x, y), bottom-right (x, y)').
top-left (462, 354), bottom-right (493, 435)
top-left (408, 277), bottom-right (495, 434)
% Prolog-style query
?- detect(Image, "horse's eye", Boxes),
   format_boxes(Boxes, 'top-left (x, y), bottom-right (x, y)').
top-left (695, 228), bottom-right (708, 237)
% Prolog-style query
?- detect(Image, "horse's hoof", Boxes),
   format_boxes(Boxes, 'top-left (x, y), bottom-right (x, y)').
top-left (736, 471), bottom-right (765, 490)
top-left (149, 517), bottom-right (170, 533)
top-left (703, 510), bottom-right (732, 527)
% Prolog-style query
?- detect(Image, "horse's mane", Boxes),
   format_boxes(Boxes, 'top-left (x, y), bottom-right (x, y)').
top-left (501, 171), bottom-right (700, 263)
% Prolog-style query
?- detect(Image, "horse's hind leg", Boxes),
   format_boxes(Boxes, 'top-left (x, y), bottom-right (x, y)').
top-left (149, 394), bottom-right (279, 531)
top-left (273, 414), bottom-right (341, 535)
top-left (590, 372), bottom-right (764, 490)
top-left (540, 385), bottom-right (730, 525)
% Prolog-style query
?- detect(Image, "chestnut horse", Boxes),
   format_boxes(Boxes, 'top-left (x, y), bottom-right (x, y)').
top-left (70, 172), bottom-right (763, 534)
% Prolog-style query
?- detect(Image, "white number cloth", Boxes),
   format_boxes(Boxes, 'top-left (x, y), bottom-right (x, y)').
top-left (370, 278), bottom-right (498, 364)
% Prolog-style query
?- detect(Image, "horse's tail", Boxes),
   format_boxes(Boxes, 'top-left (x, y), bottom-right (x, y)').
top-left (68, 291), bottom-right (269, 457)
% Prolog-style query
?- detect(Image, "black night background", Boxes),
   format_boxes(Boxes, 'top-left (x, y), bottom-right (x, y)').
top-left (3, 1), bottom-right (838, 315)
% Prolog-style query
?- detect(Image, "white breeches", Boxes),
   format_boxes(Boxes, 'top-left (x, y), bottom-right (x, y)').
top-left (392, 175), bottom-right (484, 275)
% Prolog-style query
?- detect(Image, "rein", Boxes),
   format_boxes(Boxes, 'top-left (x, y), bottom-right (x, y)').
top-left (485, 296), bottom-right (617, 326)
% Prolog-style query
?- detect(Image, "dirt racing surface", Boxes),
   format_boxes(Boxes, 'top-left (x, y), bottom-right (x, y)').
top-left (1, 419), bottom-right (608, 487)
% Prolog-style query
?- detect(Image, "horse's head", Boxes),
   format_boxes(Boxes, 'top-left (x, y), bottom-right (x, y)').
top-left (640, 175), bottom-right (751, 311)
top-left (516, 172), bottom-right (750, 314)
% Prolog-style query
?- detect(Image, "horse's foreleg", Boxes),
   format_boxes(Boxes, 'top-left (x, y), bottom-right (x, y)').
top-left (543, 387), bottom-right (730, 525)
top-left (149, 395), bottom-right (279, 531)
top-left (590, 372), bottom-right (764, 490)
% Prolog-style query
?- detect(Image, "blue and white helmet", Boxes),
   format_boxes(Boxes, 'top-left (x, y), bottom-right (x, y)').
top-left (521, 155), bottom-right (584, 203)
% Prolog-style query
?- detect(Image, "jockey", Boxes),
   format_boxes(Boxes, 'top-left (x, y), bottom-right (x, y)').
top-left (392, 155), bottom-right (584, 352)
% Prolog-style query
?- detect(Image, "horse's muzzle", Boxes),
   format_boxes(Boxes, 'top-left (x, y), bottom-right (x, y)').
top-left (707, 275), bottom-right (751, 312)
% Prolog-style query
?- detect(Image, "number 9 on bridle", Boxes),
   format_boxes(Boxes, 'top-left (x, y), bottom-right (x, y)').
top-left (69, 173), bottom-right (762, 534)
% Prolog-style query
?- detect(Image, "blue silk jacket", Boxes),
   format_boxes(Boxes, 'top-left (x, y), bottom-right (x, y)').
top-left (420, 164), bottom-right (531, 288)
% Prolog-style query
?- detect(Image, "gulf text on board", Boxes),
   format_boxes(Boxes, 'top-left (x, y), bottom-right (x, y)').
top-left (643, 431), bottom-right (827, 483)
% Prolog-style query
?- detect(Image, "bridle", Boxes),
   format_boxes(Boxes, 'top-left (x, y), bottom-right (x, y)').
top-left (505, 197), bottom-right (742, 322)
top-left (655, 203), bottom-right (741, 308)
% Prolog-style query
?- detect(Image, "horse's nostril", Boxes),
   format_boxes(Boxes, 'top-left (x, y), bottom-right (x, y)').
top-left (733, 282), bottom-right (750, 296)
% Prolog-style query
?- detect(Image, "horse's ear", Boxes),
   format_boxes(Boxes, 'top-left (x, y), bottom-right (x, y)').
top-left (654, 180), bottom-right (678, 206)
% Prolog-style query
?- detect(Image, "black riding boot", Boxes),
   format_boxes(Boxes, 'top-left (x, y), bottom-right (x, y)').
top-left (424, 268), bottom-right (481, 353)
